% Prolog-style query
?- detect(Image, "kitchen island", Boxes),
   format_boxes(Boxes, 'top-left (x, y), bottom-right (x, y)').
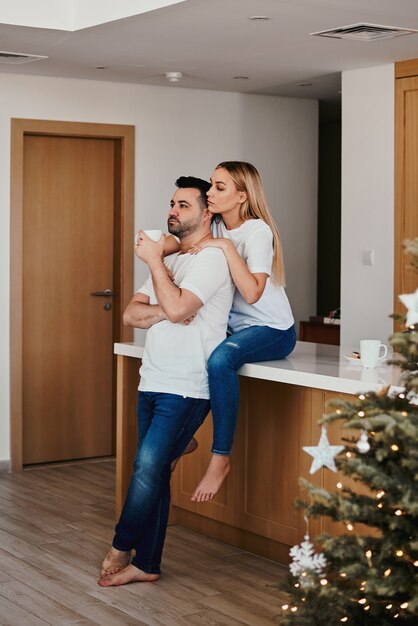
top-left (114, 340), bottom-right (401, 563)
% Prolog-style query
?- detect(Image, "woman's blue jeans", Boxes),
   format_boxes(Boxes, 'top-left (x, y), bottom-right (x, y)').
top-left (112, 391), bottom-right (210, 574)
top-left (208, 324), bottom-right (296, 455)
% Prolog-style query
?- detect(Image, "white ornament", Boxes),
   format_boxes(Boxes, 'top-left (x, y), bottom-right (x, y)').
top-left (303, 426), bottom-right (345, 474)
top-left (399, 288), bottom-right (418, 327)
top-left (289, 534), bottom-right (327, 587)
top-left (356, 430), bottom-right (370, 454)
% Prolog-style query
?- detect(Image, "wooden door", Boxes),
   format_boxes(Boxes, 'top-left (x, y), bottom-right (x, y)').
top-left (22, 135), bottom-right (116, 464)
top-left (395, 63), bottom-right (418, 315)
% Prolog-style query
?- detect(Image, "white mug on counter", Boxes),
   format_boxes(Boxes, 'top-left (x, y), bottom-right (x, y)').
top-left (135, 229), bottom-right (162, 245)
top-left (360, 339), bottom-right (388, 369)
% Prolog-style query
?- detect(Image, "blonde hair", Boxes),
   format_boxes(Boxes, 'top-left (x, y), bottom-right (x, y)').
top-left (216, 161), bottom-right (286, 285)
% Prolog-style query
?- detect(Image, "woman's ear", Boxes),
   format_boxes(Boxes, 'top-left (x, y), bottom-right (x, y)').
top-left (239, 191), bottom-right (247, 204)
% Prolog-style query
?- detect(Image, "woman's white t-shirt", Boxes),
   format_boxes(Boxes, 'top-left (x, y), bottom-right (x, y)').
top-left (211, 219), bottom-right (294, 333)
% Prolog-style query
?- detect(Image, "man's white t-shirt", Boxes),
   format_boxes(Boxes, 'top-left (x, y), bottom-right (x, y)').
top-left (211, 219), bottom-right (294, 333)
top-left (138, 248), bottom-right (234, 399)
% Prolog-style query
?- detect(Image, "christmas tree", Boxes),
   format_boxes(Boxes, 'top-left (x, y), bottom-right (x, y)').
top-left (281, 238), bottom-right (418, 625)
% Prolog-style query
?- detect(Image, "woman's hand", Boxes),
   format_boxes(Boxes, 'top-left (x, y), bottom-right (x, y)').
top-left (189, 238), bottom-right (230, 255)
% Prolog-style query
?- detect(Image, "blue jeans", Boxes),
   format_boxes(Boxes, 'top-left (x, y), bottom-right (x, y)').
top-left (208, 324), bottom-right (296, 455)
top-left (112, 391), bottom-right (210, 574)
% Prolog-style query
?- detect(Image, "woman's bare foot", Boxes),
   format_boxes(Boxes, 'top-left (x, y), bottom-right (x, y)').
top-left (171, 437), bottom-right (198, 472)
top-left (98, 564), bottom-right (160, 587)
top-left (191, 454), bottom-right (230, 502)
top-left (100, 547), bottom-right (131, 578)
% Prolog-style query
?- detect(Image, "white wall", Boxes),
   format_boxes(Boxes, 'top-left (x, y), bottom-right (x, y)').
top-left (0, 73), bottom-right (318, 464)
top-left (340, 64), bottom-right (394, 351)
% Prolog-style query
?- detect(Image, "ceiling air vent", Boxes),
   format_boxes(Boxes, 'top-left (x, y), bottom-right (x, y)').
top-left (0, 50), bottom-right (48, 64)
top-left (311, 23), bottom-right (418, 41)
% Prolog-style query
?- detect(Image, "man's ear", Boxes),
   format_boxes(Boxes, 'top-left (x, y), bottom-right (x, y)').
top-left (203, 208), bottom-right (212, 221)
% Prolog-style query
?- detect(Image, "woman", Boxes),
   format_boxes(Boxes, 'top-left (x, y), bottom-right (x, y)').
top-left (188, 161), bottom-right (296, 502)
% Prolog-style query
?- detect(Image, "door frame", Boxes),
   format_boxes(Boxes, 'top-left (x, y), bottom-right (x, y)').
top-left (10, 119), bottom-right (135, 471)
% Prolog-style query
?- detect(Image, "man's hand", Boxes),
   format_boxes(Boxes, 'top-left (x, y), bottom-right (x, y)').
top-left (135, 231), bottom-right (166, 266)
top-left (181, 312), bottom-right (197, 325)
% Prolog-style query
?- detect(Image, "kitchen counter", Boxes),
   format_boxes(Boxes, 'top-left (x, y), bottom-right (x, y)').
top-left (114, 340), bottom-right (402, 395)
top-left (114, 340), bottom-right (402, 563)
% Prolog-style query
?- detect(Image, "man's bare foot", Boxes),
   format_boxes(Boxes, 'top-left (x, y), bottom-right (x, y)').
top-left (101, 547), bottom-right (131, 578)
top-left (98, 564), bottom-right (160, 587)
top-left (171, 437), bottom-right (198, 472)
top-left (191, 454), bottom-right (230, 502)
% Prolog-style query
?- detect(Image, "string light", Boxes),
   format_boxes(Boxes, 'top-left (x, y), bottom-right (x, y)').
top-left (346, 523), bottom-right (354, 531)
top-left (336, 482), bottom-right (343, 489)
top-left (386, 604), bottom-right (393, 610)
top-left (290, 607), bottom-right (297, 612)
top-left (414, 560), bottom-right (418, 567)
top-left (340, 572), bottom-right (347, 578)
top-left (336, 409), bottom-right (342, 414)
top-left (320, 578), bottom-right (328, 586)
top-left (365, 550), bottom-right (372, 558)
top-left (358, 411), bottom-right (365, 417)
top-left (399, 393), bottom-right (405, 399)
top-left (401, 412), bottom-right (408, 417)
top-left (384, 568), bottom-right (391, 577)
top-left (378, 503), bottom-right (383, 508)
top-left (364, 605), bottom-right (370, 611)
top-left (341, 618), bottom-right (348, 623)
top-left (396, 550), bottom-right (404, 557)
top-left (400, 602), bottom-right (408, 609)
top-left (359, 598), bottom-right (367, 605)
top-left (346, 452), bottom-right (352, 458)
top-left (359, 394), bottom-right (365, 400)
top-left (395, 509), bottom-right (403, 516)
top-left (282, 604), bottom-right (289, 610)
top-left (391, 444), bottom-right (400, 451)
top-left (376, 490), bottom-right (385, 499)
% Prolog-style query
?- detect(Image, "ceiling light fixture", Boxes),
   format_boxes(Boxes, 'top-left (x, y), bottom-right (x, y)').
top-left (249, 16), bottom-right (270, 21)
top-left (299, 82), bottom-right (312, 87)
top-left (165, 71), bottom-right (183, 82)
top-left (233, 76), bottom-right (249, 80)
top-left (94, 65), bottom-right (109, 70)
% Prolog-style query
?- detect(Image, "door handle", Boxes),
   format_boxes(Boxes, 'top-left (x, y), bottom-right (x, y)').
top-left (91, 289), bottom-right (115, 297)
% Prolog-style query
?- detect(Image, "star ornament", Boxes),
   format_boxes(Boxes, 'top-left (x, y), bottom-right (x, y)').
top-left (303, 426), bottom-right (345, 474)
top-left (399, 288), bottom-right (418, 327)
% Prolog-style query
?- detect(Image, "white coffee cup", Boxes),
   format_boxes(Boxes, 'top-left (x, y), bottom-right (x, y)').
top-left (135, 229), bottom-right (162, 245)
top-left (360, 339), bottom-right (388, 369)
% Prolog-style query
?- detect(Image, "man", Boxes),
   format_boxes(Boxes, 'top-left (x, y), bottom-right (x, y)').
top-left (99, 176), bottom-right (234, 587)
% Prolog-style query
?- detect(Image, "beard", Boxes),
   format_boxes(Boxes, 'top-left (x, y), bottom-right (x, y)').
top-left (167, 215), bottom-right (201, 238)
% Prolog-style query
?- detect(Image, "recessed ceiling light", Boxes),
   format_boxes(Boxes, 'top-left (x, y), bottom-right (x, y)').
top-left (299, 82), bottom-right (313, 87)
top-left (94, 65), bottom-right (109, 70)
top-left (165, 71), bottom-right (183, 82)
top-left (233, 76), bottom-right (249, 80)
top-left (249, 16), bottom-right (270, 21)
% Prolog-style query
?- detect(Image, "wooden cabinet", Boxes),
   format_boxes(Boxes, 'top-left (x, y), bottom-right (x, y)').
top-left (299, 321), bottom-right (340, 345)
top-left (172, 379), bottom-right (354, 563)
top-left (395, 61), bottom-right (418, 320)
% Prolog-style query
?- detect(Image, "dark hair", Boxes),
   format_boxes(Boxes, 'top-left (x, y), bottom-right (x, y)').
top-left (175, 176), bottom-right (211, 209)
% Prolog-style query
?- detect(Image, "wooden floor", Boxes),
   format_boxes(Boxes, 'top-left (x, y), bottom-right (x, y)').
top-left (0, 459), bottom-right (288, 625)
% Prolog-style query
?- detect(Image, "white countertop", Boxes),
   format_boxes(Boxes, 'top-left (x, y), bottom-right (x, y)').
top-left (114, 341), bottom-right (404, 395)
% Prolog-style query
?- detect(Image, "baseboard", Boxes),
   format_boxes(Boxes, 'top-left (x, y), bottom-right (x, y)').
top-left (0, 460), bottom-right (10, 472)
top-left (172, 507), bottom-right (291, 566)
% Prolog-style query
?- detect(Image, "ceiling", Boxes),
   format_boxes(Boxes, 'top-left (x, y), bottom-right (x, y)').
top-left (1, 0), bottom-right (418, 102)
